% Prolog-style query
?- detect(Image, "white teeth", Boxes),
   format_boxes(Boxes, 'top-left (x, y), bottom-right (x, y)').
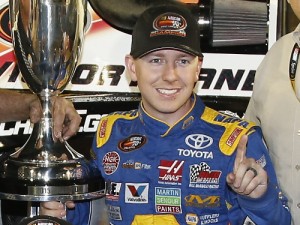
top-left (158, 89), bottom-right (177, 94)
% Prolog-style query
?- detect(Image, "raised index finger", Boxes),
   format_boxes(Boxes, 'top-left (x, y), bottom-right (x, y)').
top-left (233, 134), bottom-right (248, 173)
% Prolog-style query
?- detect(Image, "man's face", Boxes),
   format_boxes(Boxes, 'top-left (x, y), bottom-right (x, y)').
top-left (125, 49), bottom-right (202, 124)
top-left (289, 0), bottom-right (300, 20)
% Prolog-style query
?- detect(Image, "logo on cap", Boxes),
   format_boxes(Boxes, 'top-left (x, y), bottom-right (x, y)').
top-left (151, 12), bottom-right (187, 38)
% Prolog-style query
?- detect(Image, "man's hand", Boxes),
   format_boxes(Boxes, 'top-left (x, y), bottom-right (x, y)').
top-left (40, 201), bottom-right (75, 219)
top-left (226, 135), bottom-right (268, 198)
top-left (29, 95), bottom-right (81, 142)
top-left (51, 96), bottom-right (82, 142)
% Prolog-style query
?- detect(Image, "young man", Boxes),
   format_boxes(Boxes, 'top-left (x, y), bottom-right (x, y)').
top-left (245, 0), bottom-right (300, 224)
top-left (41, 4), bottom-right (291, 224)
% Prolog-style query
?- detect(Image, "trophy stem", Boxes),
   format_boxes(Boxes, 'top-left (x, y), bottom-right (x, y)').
top-left (12, 90), bottom-right (81, 162)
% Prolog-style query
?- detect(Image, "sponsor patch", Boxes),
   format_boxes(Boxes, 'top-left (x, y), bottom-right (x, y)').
top-left (182, 116), bottom-right (194, 129)
top-left (118, 135), bottom-right (146, 152)
top-left (189, 162), bottom-right (221, 189)
top-left (151, 12), bottom-right (187, 38)
top-left (98, 118), bottom-right (108, 138)
top-left (185, 213), bottom-right (199, 225)
top-left (256, 155), bottom-right (266, 168)
top-left (155, 187), bottom-right (182, 214)
top-left (185, 134), bottom-right (213, 149)
top-left (184, 194), bottom-right (220, 208)
top-left (107, 204), bottom-right (122, 221)
top-left (178, 148), bottom-right (213, 159)
top-left (199, 214), bottom-right (220, 225)
top-left (106, 182), bottom-right (121, 201)
top-left (122, 159), bottom-right (151, 170)
top-left (125, 183), bottom-right (149, 203)
top-left (226, 127), bottom-right (242, 147)
top-left (103, 151), bottom-right (120, 175)
top-left (158, 160), bottom-right (184, 185)
top-left (243, 216), bottom-right (255, 224)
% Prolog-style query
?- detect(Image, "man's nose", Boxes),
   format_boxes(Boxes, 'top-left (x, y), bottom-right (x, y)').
top-left (162, 62), bottom-right (178, 82)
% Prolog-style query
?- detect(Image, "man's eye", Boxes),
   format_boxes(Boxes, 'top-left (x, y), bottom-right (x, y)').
top-left (150, 58), bottom-right (161, 63)
top-left (179, 59), bottom-right (189, 64)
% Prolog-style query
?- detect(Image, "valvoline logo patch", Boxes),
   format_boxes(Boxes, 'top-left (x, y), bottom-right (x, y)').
top-left (118, 135), bottom-right (146, 152)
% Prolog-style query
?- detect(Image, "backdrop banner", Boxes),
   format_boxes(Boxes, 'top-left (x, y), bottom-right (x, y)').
top-left (0, 0), bottom-right (279, 155)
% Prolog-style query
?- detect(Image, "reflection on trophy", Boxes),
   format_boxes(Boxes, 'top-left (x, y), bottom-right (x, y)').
top-left (0, 0), bottom-right (105, 219)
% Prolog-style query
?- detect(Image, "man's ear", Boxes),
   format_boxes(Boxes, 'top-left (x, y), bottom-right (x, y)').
top-left (125, 54), bottom-right (137, 81)
top-left (196, 59), bottom-right (203, 81)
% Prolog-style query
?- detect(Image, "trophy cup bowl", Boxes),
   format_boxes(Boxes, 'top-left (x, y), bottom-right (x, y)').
top-left (0, 0), bottom-right (105, 204)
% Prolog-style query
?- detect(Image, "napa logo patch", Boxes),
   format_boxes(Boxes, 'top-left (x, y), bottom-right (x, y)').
top-left (201, 107), bottom-right (256, 155)
top-left (185, 213), bottom-right (199, 225)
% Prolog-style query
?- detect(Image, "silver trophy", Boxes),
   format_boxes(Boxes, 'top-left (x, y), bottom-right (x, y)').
top-left (0, 0), bottom-right (105, 216)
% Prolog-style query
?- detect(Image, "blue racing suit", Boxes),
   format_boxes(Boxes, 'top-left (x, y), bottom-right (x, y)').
top-left (67, 94), bottom-right (291, 225)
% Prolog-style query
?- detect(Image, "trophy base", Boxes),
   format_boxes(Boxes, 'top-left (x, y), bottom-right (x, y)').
top-left (0, 155), bottom-right (106, 201)
top-left (0, 176), bottom-right (105, 201)
top-left (0, 183), bottom-right (105, 202)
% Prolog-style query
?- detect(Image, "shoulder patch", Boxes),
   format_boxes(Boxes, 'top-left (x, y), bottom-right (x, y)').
top-left (201, 107), bottom-right (256, 155)
top-left (96, 110), bottom-right (139, 148)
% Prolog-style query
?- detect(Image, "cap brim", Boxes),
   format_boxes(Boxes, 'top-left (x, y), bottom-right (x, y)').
top-left (135, 45), bottom-right (203, 58)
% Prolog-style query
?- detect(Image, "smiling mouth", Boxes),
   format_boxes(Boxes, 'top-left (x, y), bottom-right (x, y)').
top-left (157, 88), bottom-right (179, 95)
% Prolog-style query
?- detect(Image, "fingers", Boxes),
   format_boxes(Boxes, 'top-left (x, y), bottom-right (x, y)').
top-left (65, 201), bottom-right (76, 208)
top-left (233, 157), bottom-right (256, 189)
top-left (40, 201), bottom-right (75, 219)
top-left (61, 100), bottom-right (82, 140)
top-left (227, 135), bottom-right (268, 198)
top-left (40, 201), bottom-right (66, 218)
top-left (229, 160), bottom-right (264, 194)
top-left (52, 96), bottom-right (81, 142)
top-left (28, 94), bottom-right (81, 142)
